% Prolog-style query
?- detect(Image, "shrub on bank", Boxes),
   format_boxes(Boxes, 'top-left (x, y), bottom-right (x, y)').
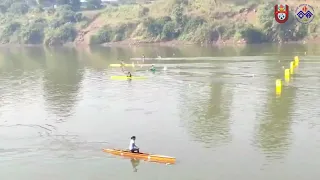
top-left (44, 23), bottom-right (77, 46)
top-left (89, 23), bottom-right (137, 44)
top-left (237, 25), bottom-right (265, 43)
top-left (0, 2), bottom-right (90, 45)
top-left (8, 2), bottom-right (29, 14)
top-left (90, 27), bottom-right (112, 44)
top-left (20, 27), bottom-right (45, 44)
top-left (162, 21), bottom-right (178, 40)
top-left (0, 21), bottom-right (21, 43)
top-left (141, 16), bottom-right (179, 40)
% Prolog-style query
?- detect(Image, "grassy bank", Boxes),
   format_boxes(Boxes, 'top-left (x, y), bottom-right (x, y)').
top-left (89, 0), bottom-right (320, 45)
top-left (0, 0), bottom-right (101, 46)
top-left (1, 0), bottom-right (320, 46)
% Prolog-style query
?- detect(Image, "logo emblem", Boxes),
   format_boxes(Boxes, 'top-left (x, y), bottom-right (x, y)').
top-left (295, 4), bottom-right (315, 24)
top-left (274, 4), bottom-right (289, 23)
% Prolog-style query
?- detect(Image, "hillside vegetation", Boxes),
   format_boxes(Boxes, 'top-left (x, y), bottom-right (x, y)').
top-left (0, 0), bottom-right (102, 45)
top-left (1, 0), bottom-right (320, 46)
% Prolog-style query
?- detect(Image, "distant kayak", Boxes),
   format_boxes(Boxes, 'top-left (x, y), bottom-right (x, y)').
top-left (110, 76), bottom-right (147, 80)
top-left (109, 64), bottom-right (135, 67)
top-left (103, 148), bottom-right (176, 164)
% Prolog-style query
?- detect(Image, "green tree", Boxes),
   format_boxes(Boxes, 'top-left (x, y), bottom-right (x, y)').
top-left (0, 22), bottom-right (21, 43)
top-left (144, 17), bottom-right (171, 38)
top-left (138, 7), bottom-right (149, 17)
top-left (183, 16), bottom-right (205, 34)
top-left (118, 0), bottom-right (135, 4)
top-left (2, 0), bottom-right (25, 8)
top-left (36, 0), bottom-right (44, 5)
top-left (90, 28), bottom-right (111, 44)
top-left (162, 21), bottom-right (177, 40)
top-left (56, 0), bottom-right (80, 11)
top-left (172, 4), bottom-right (183, 24)
top-left (238, 25), bottom-right (265, 43)
top-left (68, 0), bottom-right (81, 11)
top-left (8, 2), bottom-right (29, 14)
top-left (87, 0), bottom-right (102, 9)
top-left (56, 0), bottom-right (69, 5)
top-left (0, 4), bottom-right (7, 13)
top-left (21, 21), bottom-right (46, 44)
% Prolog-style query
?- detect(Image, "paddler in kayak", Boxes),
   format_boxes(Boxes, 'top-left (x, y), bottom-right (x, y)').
top-left (129, 136), bottom-right (139, 153)
top-left (127, 71), bottom-right (132, 78)
top-left (150, 64), bottom-right (156, 72)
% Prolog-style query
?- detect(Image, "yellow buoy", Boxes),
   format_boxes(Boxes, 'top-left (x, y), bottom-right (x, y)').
top-left (290, 61), bottom-right (294, 74)
top-left (294, 56), bottom-right (299, 67)
top-left (276, 79), bottom-right (282, 95)
top-left (284, 69), bottom-right (290, 82)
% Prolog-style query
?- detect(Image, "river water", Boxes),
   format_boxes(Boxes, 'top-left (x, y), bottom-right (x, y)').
top-left (0, 44), bottom-right (319, 180)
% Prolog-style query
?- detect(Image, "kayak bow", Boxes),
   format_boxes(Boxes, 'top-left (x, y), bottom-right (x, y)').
top-left (110, 76), bottom-right (147, 80)
top-left (103, 148), bottom-right (176, 164)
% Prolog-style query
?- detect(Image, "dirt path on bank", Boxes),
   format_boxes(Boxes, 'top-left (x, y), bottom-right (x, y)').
top-left (74, 14), bottom-right (105, 46)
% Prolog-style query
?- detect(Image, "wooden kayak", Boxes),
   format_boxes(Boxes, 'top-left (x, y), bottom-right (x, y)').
top-left (110, 76), bottom-right (147, 80)
top-left (103, 148), bottom-right (176, 164)
top-left (109, 64), bottom-right (135, 67)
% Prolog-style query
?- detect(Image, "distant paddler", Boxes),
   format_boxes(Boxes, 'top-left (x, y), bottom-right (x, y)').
top-left (127, 71), bottom-right (132, 77)
top-left (150, 64), bottom-right (156, 72)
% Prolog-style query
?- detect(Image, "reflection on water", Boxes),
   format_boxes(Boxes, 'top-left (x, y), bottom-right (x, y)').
top-left (179, 62), bottom-right (233, 148)
top-left (256, 82), bottom-right (296, 159)
top-left (130, 159), bottom-right (140, 172)
top-left (185, 81), bottom-right (232, 147)
top-left (42, 48), bottom-right (84, 121)
top-left (178, 58), bottom-right (233, 148)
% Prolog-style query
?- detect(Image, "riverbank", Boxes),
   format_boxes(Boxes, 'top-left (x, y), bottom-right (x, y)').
top-left (1, 0), bottom-right (320, 46)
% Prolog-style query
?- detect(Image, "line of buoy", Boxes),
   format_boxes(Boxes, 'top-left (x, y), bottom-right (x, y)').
top-left (276, 56), bottom-right (300, 96)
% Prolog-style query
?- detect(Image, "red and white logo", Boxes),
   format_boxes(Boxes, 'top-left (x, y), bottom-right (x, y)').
top-left (274, 4), bottom-right (289, 23)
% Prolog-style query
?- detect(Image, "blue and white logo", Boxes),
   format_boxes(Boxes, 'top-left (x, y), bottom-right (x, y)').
top-left (295, 4), bottom-right (315, 24)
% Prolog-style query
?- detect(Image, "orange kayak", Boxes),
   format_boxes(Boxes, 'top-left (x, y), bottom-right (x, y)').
top-left (103, 148), bottom-right (176, 164)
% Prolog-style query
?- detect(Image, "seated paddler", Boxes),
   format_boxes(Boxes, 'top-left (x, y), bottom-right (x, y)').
top-left (150, 64), bottom-right (156, 72)
top-left (127, 71), bottom-right (132, 77)
top-left (129, 136), bottom-right (139, 153)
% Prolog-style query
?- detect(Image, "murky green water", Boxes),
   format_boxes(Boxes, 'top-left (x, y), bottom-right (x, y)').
top-left (0, 44), bottom-right (320, 180)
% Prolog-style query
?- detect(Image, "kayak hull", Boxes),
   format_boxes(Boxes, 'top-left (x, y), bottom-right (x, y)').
top-left (110, 64), bottom-right (135, 67)
top-left (110, 76), bottom-right (147, 80)
top-left (103, 149), bottom-right (176, 164)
